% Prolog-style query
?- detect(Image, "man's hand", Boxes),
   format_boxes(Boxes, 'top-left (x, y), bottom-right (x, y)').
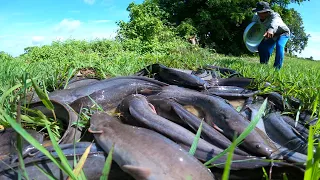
top-left (263, 31), bottom-right (274, 39)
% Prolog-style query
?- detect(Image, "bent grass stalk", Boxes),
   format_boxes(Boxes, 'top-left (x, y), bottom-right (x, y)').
top-left (204, 98), bottom-right (268, 166)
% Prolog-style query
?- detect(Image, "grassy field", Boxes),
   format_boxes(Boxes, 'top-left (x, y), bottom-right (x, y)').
top-left (0, 39), bottom-right (319, 179)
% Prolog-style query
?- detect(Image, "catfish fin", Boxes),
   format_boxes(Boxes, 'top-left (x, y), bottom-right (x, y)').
top-left (122, 165), bottom-right (151, 180)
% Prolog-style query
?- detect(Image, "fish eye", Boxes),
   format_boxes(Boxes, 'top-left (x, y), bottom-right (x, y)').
top-left (256, 144), bottom-right (261, 149)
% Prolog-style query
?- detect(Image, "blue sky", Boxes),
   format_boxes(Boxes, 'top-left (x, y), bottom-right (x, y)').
top-left (0, 0), bottom-right (318, 60)
top-left (289, 1), bottom-right (320, 60)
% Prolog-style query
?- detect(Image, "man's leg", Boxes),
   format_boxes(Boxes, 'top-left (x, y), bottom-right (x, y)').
top-left (274, 35), bottom-right (290, 69)
top-left (258, 38), bottom-right (276, 64)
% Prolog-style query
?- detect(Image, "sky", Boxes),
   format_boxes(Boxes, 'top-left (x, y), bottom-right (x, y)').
top-left (0, 0), bottom-right (318, 60)
top-left (288, 1), bottom-right (320, 60)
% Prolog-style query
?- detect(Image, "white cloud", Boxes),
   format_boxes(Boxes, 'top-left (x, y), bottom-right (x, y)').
top-left (32, 36), bottom-right (45, 45)
top-left (84, 0), bottom-right (95, 5)
top-left (90, 20), bottom-right (112, 23)
top-left (54, 19), bottom-right (81, 33)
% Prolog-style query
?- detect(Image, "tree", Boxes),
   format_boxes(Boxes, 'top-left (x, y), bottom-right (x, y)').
top-left (155, 0), bottom-right (310, 55)
top-left (281, 9), bottom-right (309, 54)
top-left (116, 0), bottom-right (175, 43)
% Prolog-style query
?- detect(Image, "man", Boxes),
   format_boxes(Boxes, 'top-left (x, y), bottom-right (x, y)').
top-left (252, 1), bottom-right (290, 69)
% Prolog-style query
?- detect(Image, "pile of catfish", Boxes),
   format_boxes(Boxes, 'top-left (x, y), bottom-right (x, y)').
top-left (0, 63), bottom-right (318, 180)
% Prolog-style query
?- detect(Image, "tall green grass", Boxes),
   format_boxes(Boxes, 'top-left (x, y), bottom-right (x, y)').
top-left (0, 39), bottom-right (319, 179)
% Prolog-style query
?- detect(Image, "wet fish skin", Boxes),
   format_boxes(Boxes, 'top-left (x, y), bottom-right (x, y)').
top-left (89, 111), bottom-right (215, 180)
top-left (154, 85), bottom-right (276, 157)
top-left (0, 128), bottom-right (44, 160)
top-left (263, 112), bottom-right (308, 155)
top-left (178, 143), bottom-right (304, 172)
top-left (209, 77), bottom-right (256, 88)
top-left (70, 79), bottom-right (165, 113)
top-left (157, 66), bottom-right (209, 89)
top-left (210, 166), bottom-right (304, 180)
top-left (118, 94), bottom-right (227, 155)
top-left (265, 92), bottom-right (288, 111)
top-left (134, 63), bottom-right (209, 89)
top-left (281, 115), bottom-right (309, 140)
top-left (32, 76), bottom-right (168, 104)
top-left (145, 96), bottom-right (191, 128)
top-left (0, 142), bottom-right (134, 180)
top-left (65, 78), bottom-right (99, 89)
top-left (202, 86), bottom-right (260, 98)
top-left (271, 146), bottom-right (307, 164)
top-left (299, 110), bottom-right (318, 126)
top-left (239, 101), bottom-right (307, 164)
top-left (27, 100), bottom-right (81, 144)
top-left (239, 97), bottom-right (269, 133)
top-left (149, 96), bottom-right (249, 156)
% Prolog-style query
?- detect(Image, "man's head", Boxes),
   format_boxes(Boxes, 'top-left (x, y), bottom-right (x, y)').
top-left (252, 1), bottom-right (272, 20)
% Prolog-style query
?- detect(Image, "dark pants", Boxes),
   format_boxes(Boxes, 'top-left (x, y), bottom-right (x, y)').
top-left (258, 34), bottom-right (290, 69)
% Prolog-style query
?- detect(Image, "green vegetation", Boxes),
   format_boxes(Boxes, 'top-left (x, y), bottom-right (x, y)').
top-left (0, 0), bottom-right (319, 179)
top-left (156, 0), bottom-right (310, 55)
top-left (0, 37), bottom-right (319, 179)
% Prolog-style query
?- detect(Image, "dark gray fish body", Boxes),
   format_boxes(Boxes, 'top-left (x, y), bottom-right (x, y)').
top-left (145, 96), bottom-right (190, 128)
top-left (265, 92), bottom-right (287, 111)
top-left (0, 128), bottom-right (44, 160)
top-left (27, 100), bottom-right (81, 144)
top-left (134, 63), bottom-right (209, 89)
top-left (191, 68), bottom-right (215, 80)
top-left (210, 166), bottom-right (304, 180)
top-left (147, 96), bottom-right (249, 156)
top-left (299, 110), bottom-right (318, 126)
top-left (153, 85), bottom-right (276, 157)
top-left (239, 98), bottom-right (268, 133)
top-left (70, 78), bottom-right (165, 113)
top-left (179, 143), bottom-right (304, 171)
top-left (281, 115), bottom-right (309, 140)
top-left (0, 142), bottom-right (134, 180)
top-left (209, 77), bottom-right (255, 88)
top-left (117, 94), bottom-right (226, 155)
top-left (271, 146), bottom-right (307, 164)
top-left (263, 112), bottom-right (308, 155)
top-left (89, 112), bottom-right (215, 180)
top-left (202, 86), bottom-right (260, 98)
top-left (32, 76), bottom-right (167, 104)
top-left (157, 66), bottom-right (209, 89)
top-left (65, 78), bottom-right (99, 89)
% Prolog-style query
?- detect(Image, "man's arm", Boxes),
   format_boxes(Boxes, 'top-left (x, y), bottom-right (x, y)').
top-left (267, 12), bottom-right (282, 34)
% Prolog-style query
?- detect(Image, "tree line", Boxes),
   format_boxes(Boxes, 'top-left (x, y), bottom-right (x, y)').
top-left (117, 0), bottom-right (310, 56)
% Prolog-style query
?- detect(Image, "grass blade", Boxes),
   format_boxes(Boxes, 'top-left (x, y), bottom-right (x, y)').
top-left (45, 123), bottom-right (76, 179)
top-left (100, 143), bottom-right (115, 180)
top-left (35, 164), bottom-right (58, 180)
top-left (304, 125), bottom-right (314, 180)
top-left (189, 120), bottom-right (203, 156)
top-left (63, 68), bottom-right (77, 89)
top-left (16, 101), bottom-right (30, 180)
top-left (0, 108), bottom-right (76, 179)
top-left (68, 143), bottom-right (93, 179)
top-left (222, 134), bottom-right (237, 180)
top-left (311, 139), bottom-right (320, 180)
top-left (31, 78), bottom-right (54, 111)
top-left (204, 98), bottom-right (268, 166)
